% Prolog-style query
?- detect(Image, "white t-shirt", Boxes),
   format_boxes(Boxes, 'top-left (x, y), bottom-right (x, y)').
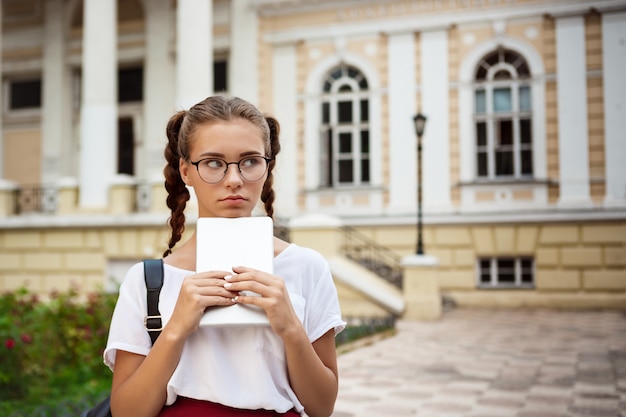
top-left (104, 244), bottom-right (346, 414)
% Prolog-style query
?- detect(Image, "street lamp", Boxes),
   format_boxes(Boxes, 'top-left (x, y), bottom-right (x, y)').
top-left (413, 113), bottom-right (427, 255)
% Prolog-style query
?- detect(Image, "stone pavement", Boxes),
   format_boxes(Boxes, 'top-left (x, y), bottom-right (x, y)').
top-left (332, 308), bottom-right (626, 417)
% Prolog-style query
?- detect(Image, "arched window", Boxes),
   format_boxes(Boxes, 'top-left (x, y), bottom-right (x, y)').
top-left (320, 64), bottom-right (370, 187)
top-left (474, 48), bottom-right (533, 180)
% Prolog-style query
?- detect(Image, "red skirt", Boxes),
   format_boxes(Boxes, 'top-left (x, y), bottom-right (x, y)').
top-left (158, 397), bottom-right (300, 417)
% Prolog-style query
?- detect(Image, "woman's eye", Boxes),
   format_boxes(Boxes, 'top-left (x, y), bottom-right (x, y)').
top-left (205, 159), bottom-right (224, 169)
top-left (241, 157), bottom-right (259, 168)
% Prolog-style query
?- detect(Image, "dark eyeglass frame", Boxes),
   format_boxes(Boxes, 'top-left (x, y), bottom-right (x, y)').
top-left (189, 156), bottom-right (272, 184)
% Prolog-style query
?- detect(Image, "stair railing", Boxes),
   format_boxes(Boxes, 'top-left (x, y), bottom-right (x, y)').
top-left (340, 226), bottom-right (404, 289)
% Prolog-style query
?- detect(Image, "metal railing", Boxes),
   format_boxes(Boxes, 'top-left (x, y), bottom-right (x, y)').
top-left (340, 226), bottom-right (404, 289)
top-left (15, 185), bottom-right (57, 214)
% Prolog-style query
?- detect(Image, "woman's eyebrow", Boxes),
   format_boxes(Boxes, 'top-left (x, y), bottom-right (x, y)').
top-left (196, 150), bottom-right (264, 159)
top-left (197, 151), bottom-right (224, 158)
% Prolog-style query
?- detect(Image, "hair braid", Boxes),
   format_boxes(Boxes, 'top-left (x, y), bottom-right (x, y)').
top-left (163, 111), bottom-right (190, 257)
top-left (261, 116), bottom-right (281, 220)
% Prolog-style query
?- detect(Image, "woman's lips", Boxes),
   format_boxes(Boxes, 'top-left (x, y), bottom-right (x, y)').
top-left (220, 195), bottom-right (246, 204)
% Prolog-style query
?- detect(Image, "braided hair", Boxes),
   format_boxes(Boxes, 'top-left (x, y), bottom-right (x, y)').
top-left (162, 96), bottom-right (281, 257)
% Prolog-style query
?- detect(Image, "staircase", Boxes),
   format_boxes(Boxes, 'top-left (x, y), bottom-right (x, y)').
top-left (326, 226), bottom-right (405, 316)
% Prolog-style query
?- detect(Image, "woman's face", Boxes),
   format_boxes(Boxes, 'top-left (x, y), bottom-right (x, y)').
top-left (180, 119), bottom-right (268, 218)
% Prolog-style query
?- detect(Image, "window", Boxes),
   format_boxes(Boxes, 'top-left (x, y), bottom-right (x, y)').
top-left (9, 78), bottom-right (42, 110)
top-left (320, 64), bottom-right (370, 187)
top-left (118, 67), bottom-right (143, 103)
top-left (477, 257), bottom-right (534, 288)
top-left (118, 118), bottom-right (134, 175)
top-left (474, 48), bottom-right (532, 180)
top-left (214, 60), bottom-right (228, 93)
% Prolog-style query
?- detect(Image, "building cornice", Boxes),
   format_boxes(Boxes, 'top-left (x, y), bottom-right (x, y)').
top-left (261, 0), bottom-right (626, 44)
top-left (341, 207), bottom-right (626, 227)
top-left (1, 206), bottom-right (624, 230)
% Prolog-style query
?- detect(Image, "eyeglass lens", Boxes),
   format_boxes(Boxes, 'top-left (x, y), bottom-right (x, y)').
top-left (196, 156), bottom-right (268, 183)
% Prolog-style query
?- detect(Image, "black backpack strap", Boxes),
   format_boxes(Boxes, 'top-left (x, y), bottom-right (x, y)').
top-left (143, 259), bottom-right (164, 345)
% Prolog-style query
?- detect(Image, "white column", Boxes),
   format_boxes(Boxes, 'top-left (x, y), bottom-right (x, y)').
top-left (176, 0), bottom-right (213, 110)
top-left (421, 29), bottom-right (452, 212)
top-left (602, 12), bottom-right (626, 205)
top-left (229, 0), bottom-right (258, 104)
top-left (387, 32), bottom-right (417, 214)
top-left (79, 0), bottom-right (117, 208)
top-left (272, 44), bottom-right (298, 217)
top-left (42, 0), bottom-right (71, 183)
top-left (143, 0), bottom-right (175, 181)
top-left (556, 16), bottom-right (591, 206)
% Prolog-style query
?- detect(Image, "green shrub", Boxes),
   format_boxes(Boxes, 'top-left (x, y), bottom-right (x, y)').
top-left (0, 288), bottom-right (396, 416)
top-left (0, 287), bottom-right (117, 415)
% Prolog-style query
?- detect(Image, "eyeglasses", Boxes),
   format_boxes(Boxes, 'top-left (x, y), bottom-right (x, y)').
top-left (189, 156), bottom-right (272, 184)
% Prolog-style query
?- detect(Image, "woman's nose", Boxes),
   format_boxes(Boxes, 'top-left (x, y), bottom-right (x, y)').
top-left (222, 164), bottom-right (243, 186)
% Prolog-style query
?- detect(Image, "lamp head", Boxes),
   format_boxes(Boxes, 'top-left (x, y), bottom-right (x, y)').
top-left (413, 113), bottom-right (427, 137)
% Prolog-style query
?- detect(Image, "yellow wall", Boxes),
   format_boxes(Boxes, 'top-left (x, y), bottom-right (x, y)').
top-left (351, 221), bottom-right (626, 309)
top-left (0, 226), bottom-right (170, 295)
top-left (3, 129), bottom-right (41, 185)
top-left (1, 221), bottom-right (623, 311)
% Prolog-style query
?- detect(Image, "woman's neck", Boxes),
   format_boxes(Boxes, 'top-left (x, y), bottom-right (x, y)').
top-left (163, 233), bottom-right (197, 271)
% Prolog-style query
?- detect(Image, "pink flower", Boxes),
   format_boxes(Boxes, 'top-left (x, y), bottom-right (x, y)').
top-left (20, 334), bottom-right (33, 344)
top-left (5, 338), bottom-right (16, 349)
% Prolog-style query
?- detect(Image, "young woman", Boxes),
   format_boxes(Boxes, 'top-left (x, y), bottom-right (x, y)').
top-left (104, 96), bottom-right (345, 417)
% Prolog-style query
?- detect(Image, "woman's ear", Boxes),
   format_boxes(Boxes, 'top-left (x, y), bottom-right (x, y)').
top-left (179, 158), bottom-right (191, 185)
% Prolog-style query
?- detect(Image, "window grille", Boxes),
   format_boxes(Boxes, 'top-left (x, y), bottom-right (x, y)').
top-left (477, 256), bottom-right (534, 288)
top-left (474, 48), bottom-right (533, 180)
top-left (320, 64), bottom-right (370, 188)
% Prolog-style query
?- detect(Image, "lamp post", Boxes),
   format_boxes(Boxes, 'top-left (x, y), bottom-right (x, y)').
top-left (413, 113), bottom-right (427, 255)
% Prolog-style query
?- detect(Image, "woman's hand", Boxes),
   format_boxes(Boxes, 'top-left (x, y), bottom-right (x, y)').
top-left (226, 266), bottom-right (339, 417)
top-left (167, 271), bottom-right (240, 338)
top-left (224, 266), bottom-right (301, 337)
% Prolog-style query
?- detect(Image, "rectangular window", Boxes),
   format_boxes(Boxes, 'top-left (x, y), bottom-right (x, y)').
top-left (477, 257), bottom-right (534, 288)
top-left (118, 67), bottom-right (143, 103)
top-left (479, 259), bottom-right (491, 284)
top-left (214, 60), bottom-right (227, 92)
top-left (520, 258), bottom-right (534, 283)
top-left (493, 88), bottom-right (511, 112)
top-left (360, 159), bottom-right (370, 183)
top-left (338, 101), bottom-right (352, 123)
top-left (497, 258), bottom-right (515, 283)
top-left (360, 130), bottom-right (369, 153)
top-left (519, 86), bottom-right (531, 111)
top-left (476, 122), bottom-right (488, 177)
top-left (521, 150), bottom-right (533, 175)
top-left (10, 79), bottom-right (42, 110)
top-left (475, 90), bottom-right (486, 114)
top-left (118, 118), bottom-right (134, 175)
top-left (520, 119), bottom-right (533, 175)
top-left (495, 119), bottom-right (514, 176)
top-left (476, 122), bottom-right (487, 147)
top-left (338, 160), bottom-right (353, 183)
top-left (338, 132), bottom-right (352, 153)
top-left (360, 100), bottom-right (369, 122)
top-left (495, 150), bottom-right (514, 176)
top-left (520, 119), bottom-right (532, 144)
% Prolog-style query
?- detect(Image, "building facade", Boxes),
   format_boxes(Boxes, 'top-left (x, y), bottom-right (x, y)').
top-left (0, 0), bottom-right (625, 313)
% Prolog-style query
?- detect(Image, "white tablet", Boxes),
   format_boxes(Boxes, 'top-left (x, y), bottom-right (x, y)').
top-left (196, 216), bottom-right (274, 327)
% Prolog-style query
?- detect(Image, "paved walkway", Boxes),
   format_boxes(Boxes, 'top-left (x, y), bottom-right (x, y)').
top-left (332, 308), bottom-right (626, 417)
